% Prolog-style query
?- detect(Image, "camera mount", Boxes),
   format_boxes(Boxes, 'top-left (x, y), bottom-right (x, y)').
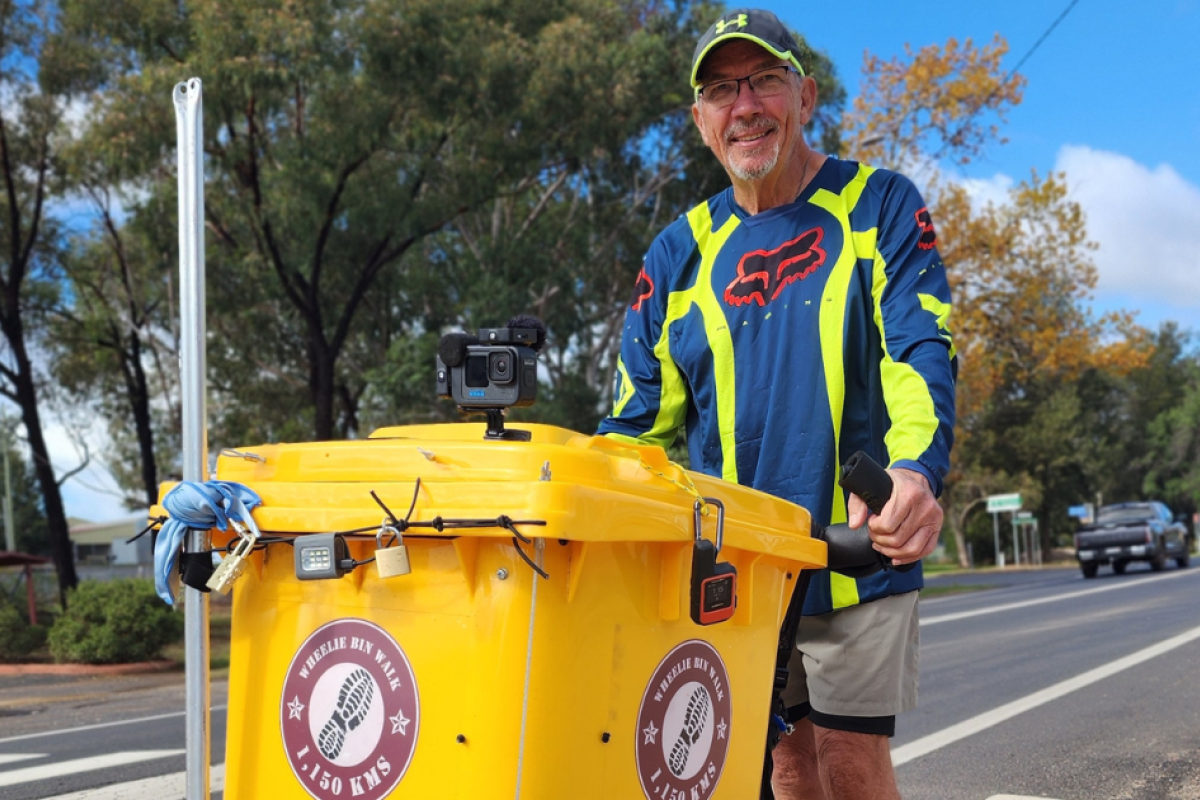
top-left (483, 408), bottom-right (532, 442)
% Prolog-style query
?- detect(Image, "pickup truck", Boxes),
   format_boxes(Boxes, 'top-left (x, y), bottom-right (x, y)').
top-left (1075, 501), bottom-right (1191, 578)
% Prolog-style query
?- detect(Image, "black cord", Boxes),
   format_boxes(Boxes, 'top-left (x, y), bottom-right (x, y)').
top-left (403, 478), bottom-right (421, 521)
top-left (371, 490), bottom-right (401, 527)
top-left (171, 483), bottom-right (550, 578)
top-left (500, 516), bottom-right (549, 579)
top-left (502, 515), bottom-right (532, 544)
top-left (127, 517), bottom-right (167, 544)
top-left (371, 478), bottom-right (422, 529)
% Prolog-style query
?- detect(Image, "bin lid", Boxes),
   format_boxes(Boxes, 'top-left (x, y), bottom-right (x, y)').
top-left (164, 423), bottom-right (820, 563)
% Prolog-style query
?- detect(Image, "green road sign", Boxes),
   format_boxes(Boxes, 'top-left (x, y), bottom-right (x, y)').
top-left (987, 493), bottom-right (1022, 513)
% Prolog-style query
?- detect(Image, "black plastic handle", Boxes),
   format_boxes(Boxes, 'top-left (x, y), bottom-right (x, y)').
top-left (839, 451), bottom-right (894, 516)
top-left (819, 451), bottom-right (917, 574)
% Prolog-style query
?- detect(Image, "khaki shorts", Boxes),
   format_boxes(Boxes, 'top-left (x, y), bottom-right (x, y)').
top-left (780, 590), bottom-right (919, 726)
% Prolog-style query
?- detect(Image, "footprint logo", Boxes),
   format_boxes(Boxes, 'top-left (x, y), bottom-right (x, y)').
top-left (667, 686), bottom-right (711, 778)
top-left (317, 667), bottom-right (375, 760)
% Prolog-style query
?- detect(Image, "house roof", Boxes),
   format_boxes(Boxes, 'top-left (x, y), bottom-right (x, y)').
top-left (0, 551), bottom-right (52, 567)
top-left (68, 515), bottom-right (150, 546)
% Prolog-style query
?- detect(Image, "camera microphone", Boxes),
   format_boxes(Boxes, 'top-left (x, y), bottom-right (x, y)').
top-left (506, 314), bottom-right (546, 353)
top-left (437, 333), bottom-right (479, 368)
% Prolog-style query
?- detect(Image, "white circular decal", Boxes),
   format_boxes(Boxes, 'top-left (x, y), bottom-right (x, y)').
top-left (280, 619), bottom-right (419, 800)
top-left (635, 640), bottom-right (732, 800)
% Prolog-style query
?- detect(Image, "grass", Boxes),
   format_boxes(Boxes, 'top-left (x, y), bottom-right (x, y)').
top-left (922, 562), bottom-right (963, 575)
top-left (920, 583), bottom-right (993, 598)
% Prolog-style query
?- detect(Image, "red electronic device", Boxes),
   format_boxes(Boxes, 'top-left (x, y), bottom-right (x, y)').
top-left (690, 498), bottom-right (737, 626)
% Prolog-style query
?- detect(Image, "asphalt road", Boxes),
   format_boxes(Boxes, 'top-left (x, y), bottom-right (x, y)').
top-left (901, 561), bottom-right (1200, 800)
top-left (2, 561), bottom-right (1198, 799)
top-left (0, 671), bottom-right (228, 800)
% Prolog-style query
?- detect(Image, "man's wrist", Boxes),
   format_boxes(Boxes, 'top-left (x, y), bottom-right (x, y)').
top-left (890, 461), bottom-right (937, 496)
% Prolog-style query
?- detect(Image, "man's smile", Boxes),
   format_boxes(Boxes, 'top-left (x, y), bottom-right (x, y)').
top-left (728, 125), bottom-right (777, 150)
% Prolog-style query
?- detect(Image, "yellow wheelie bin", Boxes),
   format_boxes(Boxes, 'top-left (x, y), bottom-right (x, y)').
top-left (171, 422), bottom-right (825, 800)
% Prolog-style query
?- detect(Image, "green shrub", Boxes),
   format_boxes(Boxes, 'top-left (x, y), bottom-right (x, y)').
top-left (0, 601), bottom-right (46, 661)
top-left (48, 579), bottom-right (183, 664)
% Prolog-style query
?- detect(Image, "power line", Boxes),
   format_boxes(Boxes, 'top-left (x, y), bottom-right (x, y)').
top-left (930, 0), bottom-right (1083, 163)
top-left (1007, 0), bottom-right (1082, 78)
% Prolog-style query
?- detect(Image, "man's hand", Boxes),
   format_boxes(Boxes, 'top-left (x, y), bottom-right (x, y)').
top-left (846, 468), bottom-right (942, 566)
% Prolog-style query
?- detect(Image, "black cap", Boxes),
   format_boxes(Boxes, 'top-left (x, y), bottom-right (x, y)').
top-left (691, 8), bottom-right (805, 88)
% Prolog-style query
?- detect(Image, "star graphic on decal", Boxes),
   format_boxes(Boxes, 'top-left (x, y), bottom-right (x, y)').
top-left (287, 696), bottom-right (305, 720)
top-left (643, 720), bottom-right (659, 745)
top-left (390, 708), bottom-right (410, 736)
top-left (717, 718), bottom-right (727, 740)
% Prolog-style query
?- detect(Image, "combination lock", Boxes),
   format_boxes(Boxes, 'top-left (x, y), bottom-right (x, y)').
top-left (690, 498), bottom-right (737, 626)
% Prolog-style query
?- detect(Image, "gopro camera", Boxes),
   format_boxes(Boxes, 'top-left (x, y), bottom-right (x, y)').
top-left (436, 327), bottom-right (539, 409)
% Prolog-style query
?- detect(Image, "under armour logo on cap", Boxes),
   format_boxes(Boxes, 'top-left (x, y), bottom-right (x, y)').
top-left (714, 13), bottom-right (748, 33)
top-left (690, 8), bottom-right (805, 88)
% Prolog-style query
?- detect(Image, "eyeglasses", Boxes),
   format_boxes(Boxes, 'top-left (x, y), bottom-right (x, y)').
top-left (696, 65), bottom-right (800, 108)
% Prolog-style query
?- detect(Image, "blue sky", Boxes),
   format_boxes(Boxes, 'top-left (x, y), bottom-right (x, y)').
top-left (758, 0), bottom-right (1200, 333)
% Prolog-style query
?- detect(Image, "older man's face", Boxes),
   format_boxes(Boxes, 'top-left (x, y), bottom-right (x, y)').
top-left (692, 40), bottom-right (806, 183)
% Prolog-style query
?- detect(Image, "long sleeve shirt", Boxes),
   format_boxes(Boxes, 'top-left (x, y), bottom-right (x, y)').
top-left (598, 158), bottom-right (956, 615)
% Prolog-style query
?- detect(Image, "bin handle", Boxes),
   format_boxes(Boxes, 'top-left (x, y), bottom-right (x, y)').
top-left (589, 435), bottom-right (704, 505)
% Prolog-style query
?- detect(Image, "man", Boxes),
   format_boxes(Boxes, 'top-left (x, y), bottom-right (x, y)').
top-left (597, 8), bottom-right (956, 800)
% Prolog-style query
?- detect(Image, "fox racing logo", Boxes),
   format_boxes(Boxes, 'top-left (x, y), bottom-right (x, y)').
top-left (724, 227), bottom-right (826, 307)
top-left (915, 207), bottom-right (937, 250)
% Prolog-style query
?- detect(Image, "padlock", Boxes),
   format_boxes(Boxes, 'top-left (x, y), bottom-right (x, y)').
top-left (376, 524), bottom-right (412, 578)
top-left (690, 497), bottom-right (737, 626)
top-left (207, 521), bottom-right (257, 595)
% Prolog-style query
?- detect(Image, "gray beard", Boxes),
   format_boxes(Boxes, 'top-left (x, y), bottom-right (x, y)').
top-left (729, 146), bottom-right (780, 181)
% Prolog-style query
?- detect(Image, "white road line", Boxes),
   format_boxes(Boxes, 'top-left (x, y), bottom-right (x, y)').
top-left (0, 705), bottom-right (228, 745)
top-left (922, 567), bottom-right (1197, 627)
top-left (0, 750), bottom-right (184, 788)
top-left (892, 623), bottom-right (1200, 766)
top-left (42, 763), bottom-right (225, 800)
top-left (0, 754), bottom-right (45, 766)
top-left (987, 796), bottom-right (1064, 799)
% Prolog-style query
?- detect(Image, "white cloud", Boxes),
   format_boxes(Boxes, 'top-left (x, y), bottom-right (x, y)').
top-left (956, 173), bottom-right (1014, 211)
top-left (942, 147), bottom-right (1200, 330)
top-left (1054, 145), bottom-right (1200, 316)
top-left (40, 418), bottom-right (134, 524)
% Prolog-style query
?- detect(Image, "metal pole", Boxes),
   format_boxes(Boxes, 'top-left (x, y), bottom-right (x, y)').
top-left (25, 564), bottom-right (36, 626)
top-left (4, 455), bottom-right (14, 552)
top-left (2, 413), bottom-right (13, 553)
top-left (174, 77), bottom-right (210, 800)
top-left (992, 511), bottom-right (1001, 568)
top-left (1011, 513), bottom-right (1019, 567)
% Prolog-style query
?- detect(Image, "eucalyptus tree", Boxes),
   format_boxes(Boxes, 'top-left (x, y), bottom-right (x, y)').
top-left (0, 1), bottom-right (77, 596)
top-left (52, 0), bottom-right (726, 446)
top-left (49, 188), bottom-right (180, 509)
top-left (405, 27), bottom-right (847, 436)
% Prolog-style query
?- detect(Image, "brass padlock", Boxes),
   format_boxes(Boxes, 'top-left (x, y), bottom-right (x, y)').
top-left (376, 524), bottom-right (412, 578)
top-left (207, 521), bottom-right (257, 595)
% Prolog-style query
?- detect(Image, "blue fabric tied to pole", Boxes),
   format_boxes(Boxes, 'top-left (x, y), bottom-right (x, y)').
top-left (154, 481), bottom-right (264, 605)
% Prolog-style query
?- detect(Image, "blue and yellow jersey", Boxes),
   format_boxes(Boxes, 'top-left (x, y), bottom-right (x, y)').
top-left (597, 158), bottom-right (956, 615)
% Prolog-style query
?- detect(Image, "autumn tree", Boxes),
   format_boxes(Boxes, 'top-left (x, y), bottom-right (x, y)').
top-left (839, 34), bottom-right (1160, 564)
top-left (841, 35), bottom-right (1024, 170)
